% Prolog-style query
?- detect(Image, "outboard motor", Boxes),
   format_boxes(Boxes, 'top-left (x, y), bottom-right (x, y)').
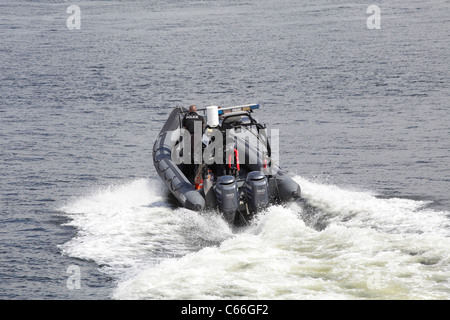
top-left (215, 175), bottom-right (239, 223)
top-left (245, 171), bottom-right (269, 213)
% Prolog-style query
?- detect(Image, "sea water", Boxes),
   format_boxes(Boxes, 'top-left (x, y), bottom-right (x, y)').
top-left (0, 0), bottom-right (449, 299)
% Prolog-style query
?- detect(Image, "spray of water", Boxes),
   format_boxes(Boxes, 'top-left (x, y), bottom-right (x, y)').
top-left (59, 176), bottom-right (450, 299)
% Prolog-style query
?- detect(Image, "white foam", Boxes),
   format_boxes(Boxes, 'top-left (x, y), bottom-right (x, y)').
top-left (61, 179), bottom-right (183, 275)
top-left (294, 176), bottom-right (450, 236)
top-left (60, 176), bottom-right (450, 299)
top-left (59, 178), bottom-right (234, 278)
top-left (114, 201), bottom-right (450, 299)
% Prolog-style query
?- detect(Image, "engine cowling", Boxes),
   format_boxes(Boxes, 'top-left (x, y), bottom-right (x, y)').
top-left (245, 171), bottom-right (269, 213)
top-left (215, 175), bottom-right (239, 223)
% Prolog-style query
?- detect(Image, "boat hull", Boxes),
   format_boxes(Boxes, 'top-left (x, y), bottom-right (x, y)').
top-left (152, 106), bottom-right (301, 224)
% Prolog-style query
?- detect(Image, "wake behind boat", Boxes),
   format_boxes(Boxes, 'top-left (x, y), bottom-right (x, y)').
top-left (152, 104), bottom-right (301, 225)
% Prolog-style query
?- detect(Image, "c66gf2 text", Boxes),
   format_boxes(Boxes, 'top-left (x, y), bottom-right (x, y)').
top-left (225, 304), bottom-right (269, 315)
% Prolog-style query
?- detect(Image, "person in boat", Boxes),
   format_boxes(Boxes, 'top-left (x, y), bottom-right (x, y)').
top-left (182, 105), bottom-right (205, 172)
top-left (182, 105), bottom-right (204, 135)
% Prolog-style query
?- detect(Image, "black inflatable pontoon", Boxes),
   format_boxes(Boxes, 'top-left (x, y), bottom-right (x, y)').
top-left (152, 104), bottom-right (301, 225)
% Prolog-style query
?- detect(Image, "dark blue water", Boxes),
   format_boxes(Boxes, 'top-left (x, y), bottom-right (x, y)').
top-left (1, 0), bottom-right (449, 299)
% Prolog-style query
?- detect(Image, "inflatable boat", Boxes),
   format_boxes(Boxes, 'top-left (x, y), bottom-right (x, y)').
top-left (152, 104), bottom-right (301, 225)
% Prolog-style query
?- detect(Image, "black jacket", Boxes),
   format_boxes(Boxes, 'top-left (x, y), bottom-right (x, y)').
top-left (182, 112), bottom-right (205, 135)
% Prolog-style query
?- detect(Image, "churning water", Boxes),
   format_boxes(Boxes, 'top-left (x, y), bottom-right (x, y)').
top-left (1, 0), bottom-right (449, 299)
top-left (59, 177), bottom-right (450, 300)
